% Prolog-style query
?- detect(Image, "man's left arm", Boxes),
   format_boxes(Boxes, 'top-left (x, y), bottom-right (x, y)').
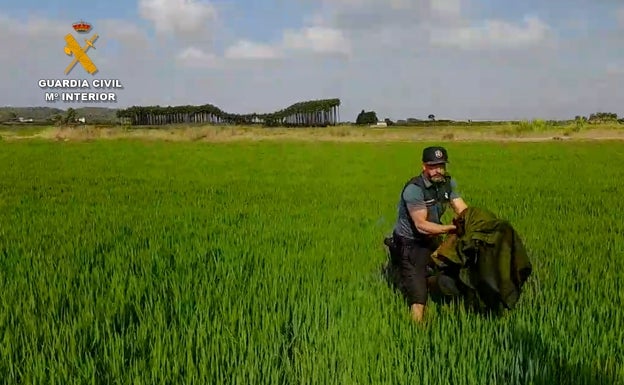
top-left (449, 177), bottom-right (468, 215)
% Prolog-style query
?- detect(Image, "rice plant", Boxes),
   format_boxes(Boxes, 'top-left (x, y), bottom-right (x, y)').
top-left (0, 140), bottom-right (622, 384)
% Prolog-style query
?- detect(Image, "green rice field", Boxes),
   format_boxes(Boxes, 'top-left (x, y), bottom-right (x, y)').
top-left (0, 139), bottom-right (622, 384)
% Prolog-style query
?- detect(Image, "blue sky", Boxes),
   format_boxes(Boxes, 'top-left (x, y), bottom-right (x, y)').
top-left (1, 0), bottom-right (623, 121)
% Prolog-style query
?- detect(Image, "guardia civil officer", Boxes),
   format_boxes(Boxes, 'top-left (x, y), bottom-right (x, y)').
top-left (389, 146), bottom-right (468, 323)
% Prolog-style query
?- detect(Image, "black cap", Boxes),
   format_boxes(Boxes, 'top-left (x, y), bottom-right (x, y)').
top-left (422, 146), bottom-right (449, 165)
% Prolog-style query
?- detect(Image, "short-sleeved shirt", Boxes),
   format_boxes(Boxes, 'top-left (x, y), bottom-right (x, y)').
top-left (393, 174), bottom-right (461, 239)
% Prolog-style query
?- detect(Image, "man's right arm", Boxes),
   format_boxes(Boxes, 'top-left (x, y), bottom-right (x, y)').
top-left (409, 207), bottom-right (456, 235)
top-left (403, 184), bottom-right (456, 235)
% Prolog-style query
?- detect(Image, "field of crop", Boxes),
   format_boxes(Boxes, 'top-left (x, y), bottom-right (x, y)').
top-left (0, 138), bottom-right (622, 384)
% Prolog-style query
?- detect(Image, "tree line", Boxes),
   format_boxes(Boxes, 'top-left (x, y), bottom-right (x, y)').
top-left (355, 109), bottom-right (624, 126)
top-left (115, 99), bottom-right (341, 127)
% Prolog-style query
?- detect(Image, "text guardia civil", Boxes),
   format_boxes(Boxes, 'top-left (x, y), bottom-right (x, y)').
top-left (38, 79), bottom-right (123, 103)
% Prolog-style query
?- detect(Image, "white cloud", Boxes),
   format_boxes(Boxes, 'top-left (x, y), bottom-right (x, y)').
top-left (606, 63), bottom-right (624, 76)
top-left (97, 19), bottom-right (151, 48)
top-left (430, 0), bottom-right (462, 20)
top-left (311, 0), bottom-right (464, 32)
top-left (321, 0), bottom-right (414, 10)
top-left (282, 26), bottom-right (351, 55)
top-left (224, 40), bottom-right (282, 59)
top-left (0, 13), bottom-right (66, 36)
top-left (138, 0), bottom-right (217, 37)
top-left (138, 0), bottom-right (220, 70)
top-left (176, 47), bottom-right (219, 67)
top-left (430, 16), bottom-right (552, 50)
top-left (218, 25), bottom-right (351, 62)
top-left (616, 7), bottom-right (624, 27)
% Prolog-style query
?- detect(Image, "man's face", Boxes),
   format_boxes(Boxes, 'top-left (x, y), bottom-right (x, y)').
top-left (423, 163), bottom-right (447, 182)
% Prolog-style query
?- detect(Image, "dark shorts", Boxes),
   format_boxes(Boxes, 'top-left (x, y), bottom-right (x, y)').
top-left (389, 232), bottom-right (440, 306)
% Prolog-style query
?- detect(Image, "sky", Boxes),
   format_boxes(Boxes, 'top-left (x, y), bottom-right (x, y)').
top-left (1, 0), bottom-right (623, 121)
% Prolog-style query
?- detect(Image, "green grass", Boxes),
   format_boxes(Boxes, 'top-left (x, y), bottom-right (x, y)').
top-left (0, 125), bottom-right (48, 137)
top-left (0, 140), bottom-right (622, 384)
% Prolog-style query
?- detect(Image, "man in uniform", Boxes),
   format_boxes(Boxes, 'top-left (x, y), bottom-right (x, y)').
top-left (388, 146), bottom-right (468, 323)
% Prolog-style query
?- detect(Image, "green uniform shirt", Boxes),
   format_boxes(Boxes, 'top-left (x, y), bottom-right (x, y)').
top-left (393, 173), bottom-right (461, 239)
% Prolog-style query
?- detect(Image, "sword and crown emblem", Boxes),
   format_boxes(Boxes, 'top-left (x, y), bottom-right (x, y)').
top-left (64, 20), bottom-right (98, 75)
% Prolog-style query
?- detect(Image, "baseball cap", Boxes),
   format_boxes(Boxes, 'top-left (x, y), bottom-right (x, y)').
top-left (422, 146), bottom-right (449, 165)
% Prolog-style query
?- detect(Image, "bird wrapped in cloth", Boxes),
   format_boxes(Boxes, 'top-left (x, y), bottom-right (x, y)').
top-left (427, 206), bottom-right (533, 314)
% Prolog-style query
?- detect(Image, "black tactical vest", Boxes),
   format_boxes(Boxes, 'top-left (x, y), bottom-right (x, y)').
top-left (400, 174), bottom-right (453, 240)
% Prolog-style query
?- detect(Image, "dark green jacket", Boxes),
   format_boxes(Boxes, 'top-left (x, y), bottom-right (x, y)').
top-left (432, 206), bottom-right (533, 311)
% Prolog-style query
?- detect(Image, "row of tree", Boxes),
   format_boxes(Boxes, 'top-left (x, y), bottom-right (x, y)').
top-left (115, 99), bottom-right (341, 127)
top-left (583, 112), bottom-right (618, 123)
top-left (356, 110), bottom-right (622, 126)
top-left (355, 110), bottom-right (438, 125)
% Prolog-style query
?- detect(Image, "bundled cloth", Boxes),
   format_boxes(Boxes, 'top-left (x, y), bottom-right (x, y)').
top-left (429, 206), bottom-right (533, 313)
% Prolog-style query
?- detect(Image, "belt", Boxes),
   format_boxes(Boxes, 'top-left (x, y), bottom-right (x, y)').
top-left (393, 231), bottom-right (440, 248)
